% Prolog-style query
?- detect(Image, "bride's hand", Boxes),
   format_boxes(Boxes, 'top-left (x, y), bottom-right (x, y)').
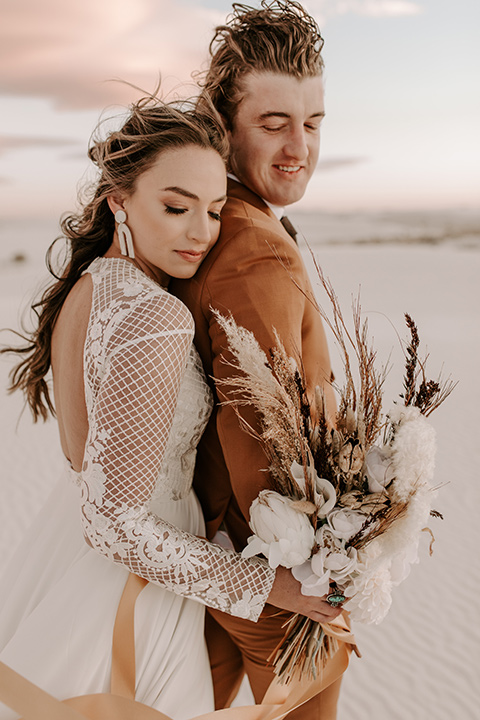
top-left (267, 566), bottom-right (343, 624)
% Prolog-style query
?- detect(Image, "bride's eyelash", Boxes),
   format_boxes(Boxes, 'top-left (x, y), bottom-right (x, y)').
top-left (165, 206), bottom-right (187, 215)
top-left (164, 205), bottom-right (221, 222)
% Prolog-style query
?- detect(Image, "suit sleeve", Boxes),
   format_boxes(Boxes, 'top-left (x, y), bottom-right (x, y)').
top-left (203, 223), bottom-right (335, 522)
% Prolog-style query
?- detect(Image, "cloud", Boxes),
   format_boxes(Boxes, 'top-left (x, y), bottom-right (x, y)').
top-left (1, 0), bottom-right (424, 112)
top-left (350, 0), bottom-right (423, 16)
top-left (0, 0), bottom-right (223, 110)
top-left (316, 155), bottom-right (368, 171)
top-left (0, 136), bottom-right (80, 157)
top-left (1, 0), bottom-right (425, 113)
top-left (309, 0), bottom-right (423, 18)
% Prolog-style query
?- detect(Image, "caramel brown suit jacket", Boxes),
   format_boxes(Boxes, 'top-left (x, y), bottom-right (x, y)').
top-left (171, 179), bottom-right (335, 553)
top-left (171, 180), bottom-right (345, 714)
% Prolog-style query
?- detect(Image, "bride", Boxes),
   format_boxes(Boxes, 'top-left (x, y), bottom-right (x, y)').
top-left (0, 96), bottom-right (341, 719)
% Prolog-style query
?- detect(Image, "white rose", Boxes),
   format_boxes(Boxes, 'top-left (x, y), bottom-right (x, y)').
top-left (242, 490), bottom-right (315, 569)
top-left (364, 445), bottom-right (396, 493)
top-left (327, 508), bottom-right (367, 541)
top-left (324, 545), bottom-right (358, 584)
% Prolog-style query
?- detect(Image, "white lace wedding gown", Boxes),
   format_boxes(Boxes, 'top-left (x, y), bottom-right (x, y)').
top-left (0, 258), bottom-right (275, 720)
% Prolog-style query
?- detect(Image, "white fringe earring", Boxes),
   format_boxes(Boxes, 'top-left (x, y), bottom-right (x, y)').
top-left (115, 210), bottom-right (135, 259)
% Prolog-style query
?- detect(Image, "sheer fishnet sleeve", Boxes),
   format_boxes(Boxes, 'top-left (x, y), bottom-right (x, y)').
top-left (81, 269), bottom-right (274, 621)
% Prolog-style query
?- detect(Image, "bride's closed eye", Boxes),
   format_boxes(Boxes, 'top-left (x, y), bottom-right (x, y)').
top-left (164, 206), bottom-right (187, 216)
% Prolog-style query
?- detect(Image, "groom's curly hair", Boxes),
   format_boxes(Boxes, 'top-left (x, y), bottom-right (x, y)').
top-left (198, 0), bottom-right (325, 130)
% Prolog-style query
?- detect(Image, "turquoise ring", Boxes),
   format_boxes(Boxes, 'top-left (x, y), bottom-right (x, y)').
top-left (326, 589), bottom-right (346, 607)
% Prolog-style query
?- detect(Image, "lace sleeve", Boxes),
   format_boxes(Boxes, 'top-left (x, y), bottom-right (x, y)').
top-left (81, 287), bottom-right (275, 622)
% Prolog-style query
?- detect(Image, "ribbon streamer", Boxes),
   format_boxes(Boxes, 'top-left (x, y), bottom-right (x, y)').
top-left (0, 573), bottom-right (355, 720)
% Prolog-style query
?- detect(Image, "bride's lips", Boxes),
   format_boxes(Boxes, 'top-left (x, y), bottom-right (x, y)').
top-left (175, 249), bottom-right (206, 263)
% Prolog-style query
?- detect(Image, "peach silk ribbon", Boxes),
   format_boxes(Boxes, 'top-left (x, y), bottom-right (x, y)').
top-left (0, 573), bottom-right (356, 720)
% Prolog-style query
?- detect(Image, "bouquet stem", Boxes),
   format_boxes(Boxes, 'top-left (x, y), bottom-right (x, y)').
top-left (269, 615), bottom-right (339, 684)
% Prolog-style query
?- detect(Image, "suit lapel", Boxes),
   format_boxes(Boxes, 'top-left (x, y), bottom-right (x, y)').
top-left (226, 179), bottom-right (278, 220)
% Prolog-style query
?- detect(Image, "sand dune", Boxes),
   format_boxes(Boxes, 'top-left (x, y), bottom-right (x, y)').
top-left (1, 221), bottom-right (479, 719)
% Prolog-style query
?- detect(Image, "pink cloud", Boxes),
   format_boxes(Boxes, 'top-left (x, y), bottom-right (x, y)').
top-left (1, 0), bottom-right (424, 112)
top-left (0, 0), bottom-right (222, 110)
top-left (310, 0), bottom-right (422, 17)
top-left (0, 136), bottom-right (79, 156)
top-left (338, 0), bottom-right (422, 16)
top-left (316, 155), bottom-right (368, 171)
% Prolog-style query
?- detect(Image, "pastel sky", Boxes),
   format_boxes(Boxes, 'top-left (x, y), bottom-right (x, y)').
top-left (1, 0), bottom-right (479, 219)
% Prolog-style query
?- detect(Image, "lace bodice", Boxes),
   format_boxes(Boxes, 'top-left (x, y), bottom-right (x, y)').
top-left (78, 258), bottom-right (274, 621)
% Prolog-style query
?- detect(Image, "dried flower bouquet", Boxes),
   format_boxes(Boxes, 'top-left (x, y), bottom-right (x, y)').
top-left (214, 267), bottom-right (454, 683)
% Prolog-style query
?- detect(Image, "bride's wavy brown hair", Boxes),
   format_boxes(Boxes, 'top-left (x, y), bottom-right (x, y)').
top-left (2, 94), bottom-right (228, 422)
top-left (197, 0), bottom-right (325, 131)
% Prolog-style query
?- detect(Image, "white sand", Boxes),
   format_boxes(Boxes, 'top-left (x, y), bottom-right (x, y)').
top-left (1, 228), bottom-right (479, 719)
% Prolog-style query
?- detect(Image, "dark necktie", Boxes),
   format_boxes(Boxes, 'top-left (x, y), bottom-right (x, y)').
top-left (280, 215), bottom-right (298, 243)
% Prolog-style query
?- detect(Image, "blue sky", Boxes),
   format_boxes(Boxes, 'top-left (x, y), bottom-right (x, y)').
top-left (1, 0), bottom-right (479, 219)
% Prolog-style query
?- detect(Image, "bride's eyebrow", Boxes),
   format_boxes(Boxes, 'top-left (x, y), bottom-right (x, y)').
top-left (162, 186), bottom-right (198, 199)
top-left (161, 186), bottom-right (226, 203)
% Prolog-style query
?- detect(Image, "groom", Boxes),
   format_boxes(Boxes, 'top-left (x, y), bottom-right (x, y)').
top-left (172, 2), bottom-right (350, 717)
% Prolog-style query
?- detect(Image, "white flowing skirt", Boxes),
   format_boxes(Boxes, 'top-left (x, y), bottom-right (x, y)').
top-left (0, 475), bottom-right (214, 720)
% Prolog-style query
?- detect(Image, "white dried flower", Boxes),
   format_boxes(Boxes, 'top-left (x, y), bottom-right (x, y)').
top-left (290, 461), bottom-right (337, 518)
top-left (213, 310), bottom-right (278, 393)
top-left (337, 439), bottom-right (364, 474)
top-left (293, 525), bottom-right (359, 596)
top-left (292, 529), bottom-right (332, 596)
top-left (242, 490), bottom-right (315, 569)
top-left (389, 540), bottom-right (420, 585)
top-left (292, 553), bottom-right (331, 597)
top-left (389, 406), bottom-right (436, 502)
top-left (344, 563), bottom-right (393, 624)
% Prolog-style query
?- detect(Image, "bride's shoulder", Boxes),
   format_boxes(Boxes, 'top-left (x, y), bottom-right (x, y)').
top-left (88, 258), bottom-right (194, 338)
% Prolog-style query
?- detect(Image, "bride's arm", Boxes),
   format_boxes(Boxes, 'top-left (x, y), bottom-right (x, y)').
top-left (80, 291), bottom-right (275, 622)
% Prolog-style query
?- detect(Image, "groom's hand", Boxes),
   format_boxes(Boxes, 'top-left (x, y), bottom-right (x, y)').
top-left (267, 566), bottom-right (343, 624)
